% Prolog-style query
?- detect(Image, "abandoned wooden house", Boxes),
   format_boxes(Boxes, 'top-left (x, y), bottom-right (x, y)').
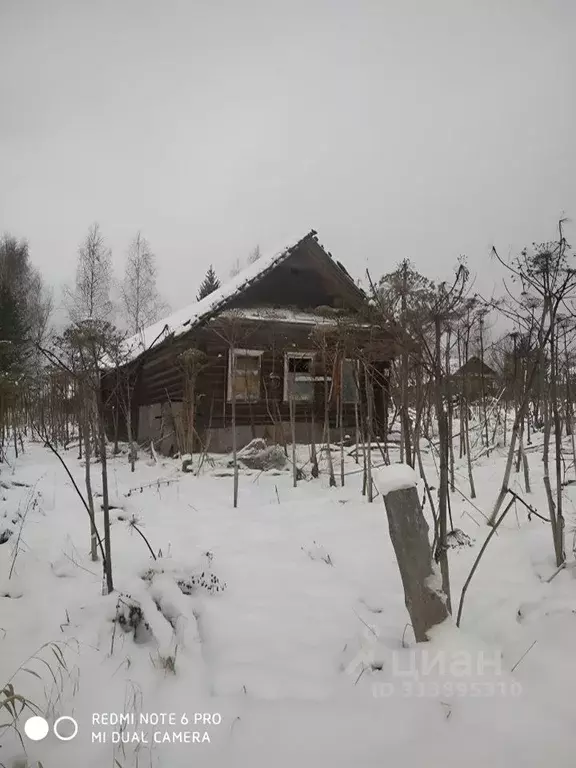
top-left (104, 230), bottom-right (395, 454)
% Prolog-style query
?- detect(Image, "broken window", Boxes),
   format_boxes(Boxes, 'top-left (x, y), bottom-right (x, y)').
top-left (284, 352), bottom-right (315, 402)
top-left (341, 358), bottom-right (359, 403)
top-left (227, 349), bottom-right (262, 402)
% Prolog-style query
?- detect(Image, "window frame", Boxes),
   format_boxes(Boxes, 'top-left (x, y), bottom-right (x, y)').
top-left (227, 348), bottom-right (264, 403)
top-left (283, 351), bottom-right (316, 402)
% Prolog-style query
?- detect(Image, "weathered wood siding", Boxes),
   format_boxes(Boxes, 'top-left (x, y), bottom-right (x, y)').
top-left (134, 321), bottom-right (376, 428)
top-left (104, 318), bottom-right (391, 450)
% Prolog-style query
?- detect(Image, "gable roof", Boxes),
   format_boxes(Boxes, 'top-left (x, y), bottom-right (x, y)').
top-left (453, 356), bottom-right (498, 378)
top-left (123, 229), bottom-right (364, 362)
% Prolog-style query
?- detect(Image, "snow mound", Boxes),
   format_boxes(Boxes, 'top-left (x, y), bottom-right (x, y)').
top-left (238, 438), bottom-right (267, 456)
top-left (237, 441), bottom-right (288, 471)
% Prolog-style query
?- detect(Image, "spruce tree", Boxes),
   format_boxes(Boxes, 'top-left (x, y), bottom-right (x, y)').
top-left (0, 237), bottom-right (35, 377)
top-left (196, 265), bottom-right (221, 301)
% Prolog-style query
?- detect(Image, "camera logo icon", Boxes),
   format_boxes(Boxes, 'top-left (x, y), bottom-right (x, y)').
top-left (24, 715), bottom-right (78, 741)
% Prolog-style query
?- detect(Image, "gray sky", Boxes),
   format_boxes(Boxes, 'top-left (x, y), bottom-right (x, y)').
top-left (1, 0), bottom-right (575, 318)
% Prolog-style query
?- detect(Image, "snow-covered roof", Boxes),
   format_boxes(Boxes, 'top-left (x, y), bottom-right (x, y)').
top-left (123, 230), bottom-right (318, 362)
top-left (218, 307), bottom-right (372, 328)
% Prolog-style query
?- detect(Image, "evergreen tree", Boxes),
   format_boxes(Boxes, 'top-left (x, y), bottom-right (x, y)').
top-left (196, 265), bottom-right (221, 301)
top-left (0, 236), bottom-right (51, 441)
top-left (0, 278), bottom-right (25, 379)
top-left (0, 235), bottom-right (50, 379)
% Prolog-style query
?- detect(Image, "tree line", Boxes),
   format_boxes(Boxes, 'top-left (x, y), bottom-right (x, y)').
top-left (0, 224), bottom-right (264, 593)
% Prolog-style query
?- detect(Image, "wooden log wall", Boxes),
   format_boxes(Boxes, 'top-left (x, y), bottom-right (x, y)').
top-left (103, 320), bottom-right (393, 446)
top-left (126, 319), bottom-right (390, 433)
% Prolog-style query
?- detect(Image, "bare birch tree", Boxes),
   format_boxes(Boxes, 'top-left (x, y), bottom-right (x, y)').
top-left (66, 223), bottom-right (113, 323)
top-left (121, 231), bottom-right (167, 339)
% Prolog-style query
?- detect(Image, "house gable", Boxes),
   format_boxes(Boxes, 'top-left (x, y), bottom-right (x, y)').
top-left (228, 237), bottom-right (365, 312)
top-left (454, 356), bottom-right (497, 378)
top-left (121, 230), bottom-right (367, 364)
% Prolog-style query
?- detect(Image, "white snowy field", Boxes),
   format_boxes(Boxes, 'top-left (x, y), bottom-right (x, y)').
top-left (1, 436), bottom-right (575, 767)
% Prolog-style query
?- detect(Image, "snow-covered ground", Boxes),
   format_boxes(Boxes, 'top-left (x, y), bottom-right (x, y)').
top-left (1, 436), bottom-right (575, 767)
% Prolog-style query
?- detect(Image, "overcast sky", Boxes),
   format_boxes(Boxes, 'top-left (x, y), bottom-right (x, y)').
top-left (1, 0), bottom-right (575, 319)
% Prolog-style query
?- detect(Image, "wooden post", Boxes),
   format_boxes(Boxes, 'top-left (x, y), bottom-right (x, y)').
top-left (290, 396), bottom-right (297, 487)
top-left (381, 474), bottom-right (450, 642)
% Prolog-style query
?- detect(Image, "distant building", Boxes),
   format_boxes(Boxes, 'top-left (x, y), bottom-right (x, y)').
top-left (451, 356), bottom-right (498, 398)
